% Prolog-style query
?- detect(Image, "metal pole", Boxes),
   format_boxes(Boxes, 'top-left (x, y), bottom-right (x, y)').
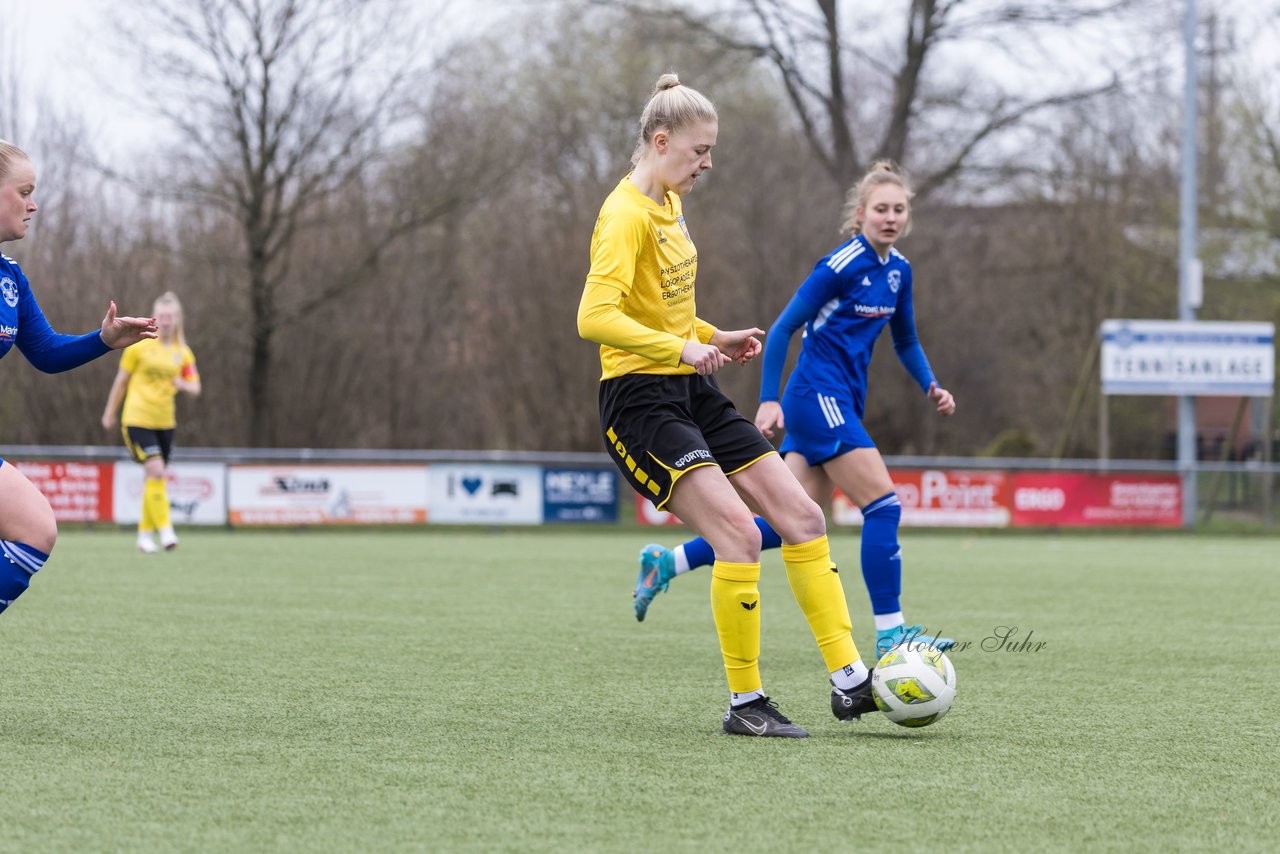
top-left (1098, 393), bottom-right (1109, 466)
top-left (1178, 0), bottom-right (1199, 528)
top-left (1265, 399), bottom-right (1274, 529)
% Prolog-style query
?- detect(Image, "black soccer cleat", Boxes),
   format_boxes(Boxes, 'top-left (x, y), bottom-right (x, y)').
top-left (722, 696), bottom-right (810, 738)
top-left (831, 671), bottom-right (879, 721)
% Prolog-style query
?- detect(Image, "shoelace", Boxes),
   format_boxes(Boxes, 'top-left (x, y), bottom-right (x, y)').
top-left (750, 697), bottom-right (796, 725)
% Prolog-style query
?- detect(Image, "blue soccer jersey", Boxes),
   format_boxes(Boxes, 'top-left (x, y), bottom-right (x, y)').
top-left (1, 253), bottom-right (110, 372)
top-left (758, 234), bottom-right (936, 461)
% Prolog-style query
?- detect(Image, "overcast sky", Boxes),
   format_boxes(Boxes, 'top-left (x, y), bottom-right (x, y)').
top-left (4, 0), bottom-right (518, 155)
top-left (5, 1), bottom-right (146, 151)
top-left (6, 0), bottom-right (1278, 157)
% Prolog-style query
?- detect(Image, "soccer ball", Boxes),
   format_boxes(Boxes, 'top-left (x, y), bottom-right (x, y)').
top-left (871, 643), bottom-right (957, 728)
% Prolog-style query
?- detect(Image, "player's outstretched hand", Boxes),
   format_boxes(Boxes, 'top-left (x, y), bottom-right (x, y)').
top-left (754, 400), bottom-right (785, 438)
top-left (681, 340), bottom-right (731, 376)
top-left (710, 327), bottom-right (766, 365)
top-left (99, 301), bottom-right (158, 349)
top-left (928, 382), bottom-right (956, 416)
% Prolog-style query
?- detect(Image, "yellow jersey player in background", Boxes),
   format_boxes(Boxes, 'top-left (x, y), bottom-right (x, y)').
top-left (101, 292), bottom-right (201, 553)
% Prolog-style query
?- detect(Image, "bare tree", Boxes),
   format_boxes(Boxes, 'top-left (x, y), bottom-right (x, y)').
top-left (116, 0), bottom-right (464, 445)
top-left (0, 18), bottom-right (26, 142)
top-left (1, 15), bottom-right (129, 445)
top-left (595, 0), bottom-right (1154, 196)
top-left (1217, 10), bottom-right (1280, 451)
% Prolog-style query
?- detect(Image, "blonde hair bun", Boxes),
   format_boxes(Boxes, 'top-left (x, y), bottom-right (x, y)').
top-left (630, 73), bottom-right (717, 167)
top-left (840, 159), bottom-right (914, 237)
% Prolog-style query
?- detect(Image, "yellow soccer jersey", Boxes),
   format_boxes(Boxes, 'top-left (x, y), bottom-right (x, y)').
top-left (120, 338), bottom-right (198, 430)
top-left (580, 177), bottom-right (716, 380)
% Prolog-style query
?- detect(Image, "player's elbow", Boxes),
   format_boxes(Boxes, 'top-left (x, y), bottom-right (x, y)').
top-left (577, 309), bottom-right (606, 345)
top-left (32, 358), bottom-right (70, 375)
top-left (767, 319), bottom-right (794, 343)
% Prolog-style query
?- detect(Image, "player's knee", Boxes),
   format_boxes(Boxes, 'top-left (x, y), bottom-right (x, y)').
top-left (729, 512), bottom-right (763, 555)
top-left (779, 495), bottom-right (826, 543)
top-left (765, 497), bottom-right (826, 545)
top-left (864, 492), bottom-right (902, 525)
top-left (713, 508), bottom-right (764, 561)
top-left (25, 500), bottom-right (58, 555)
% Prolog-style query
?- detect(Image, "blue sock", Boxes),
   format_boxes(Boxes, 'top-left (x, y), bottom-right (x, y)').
top-left (860, 493), bottom-right (902, 615)
top-left (754, 517), bottom-right (783, 551)
top-left (0, 541), bottom-right (50, 615)
top-left (681, 516), bottom-right (784, 570)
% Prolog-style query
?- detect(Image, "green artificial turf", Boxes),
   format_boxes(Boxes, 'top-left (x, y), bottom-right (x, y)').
top-left (1, 529), bottom-right (1276, 852)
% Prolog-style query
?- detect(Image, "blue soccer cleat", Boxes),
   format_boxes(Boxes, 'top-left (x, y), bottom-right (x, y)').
top-left (876, 623), bottom-right (955, 658)
top-left (634, 543), bottom-right (676, 622)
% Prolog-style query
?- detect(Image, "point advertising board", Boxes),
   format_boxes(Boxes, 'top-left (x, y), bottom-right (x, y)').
top-left (829, 469), bottom-right (1181, 528)
top-left (833, 469), bottom-right (1011, 528)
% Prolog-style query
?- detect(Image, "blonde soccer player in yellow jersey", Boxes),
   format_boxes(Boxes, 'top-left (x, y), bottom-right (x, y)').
top-left (101, 292), bottom-right (200, 553)
top-left (578, 74), bottom-right (880, 737)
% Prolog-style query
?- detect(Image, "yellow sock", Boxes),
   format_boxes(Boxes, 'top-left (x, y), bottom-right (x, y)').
top-left (782, 535), bottom-right (860, 672)
top-left (138, 487), bottom-right (155, 533)
top-left (145, 477), bottom-right (172, 531)
top-left (710, 560), bottom-right (762, 694)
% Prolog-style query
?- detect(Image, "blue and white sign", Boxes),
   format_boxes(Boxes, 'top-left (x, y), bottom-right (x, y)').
top-left (428, 464), bottom-right (543, 524)
top-left (543, 468), bottom-right (618, 523)
top-left (1101, 320), bottom-right (1275, 396)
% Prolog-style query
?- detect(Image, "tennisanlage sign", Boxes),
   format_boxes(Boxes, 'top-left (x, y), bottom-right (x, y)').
top-left (1101, 320), bottom-right (1275, 396)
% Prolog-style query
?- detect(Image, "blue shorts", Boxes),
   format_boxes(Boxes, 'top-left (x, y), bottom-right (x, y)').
top-left (778, 384), bottom-right (875, 465)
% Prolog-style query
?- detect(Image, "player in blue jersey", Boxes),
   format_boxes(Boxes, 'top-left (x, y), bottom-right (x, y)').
top-left (633, 161), bottom-right (957, 659)
top-left (0, 140), bottom-right (158, 617)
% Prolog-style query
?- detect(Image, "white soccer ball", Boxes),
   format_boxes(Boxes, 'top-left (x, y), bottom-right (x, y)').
top-left (871, 643), bottom-right (957, 728)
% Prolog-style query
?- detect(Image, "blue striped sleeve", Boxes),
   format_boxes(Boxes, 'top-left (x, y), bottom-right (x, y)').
top-left (15, 276), bottom-right (110, 373)
top-left (888, 276), bottom-right (937, 393)
top-left (758, 264), bottom-right (839, 402)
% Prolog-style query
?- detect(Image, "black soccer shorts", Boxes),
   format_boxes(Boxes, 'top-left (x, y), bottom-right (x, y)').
top-left (598, 373), bottom-right (776, 510)
top-left (123, 426), bottom-right (175, 464)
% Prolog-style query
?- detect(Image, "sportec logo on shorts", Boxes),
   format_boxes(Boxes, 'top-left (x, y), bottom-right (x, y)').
top-left (674, 449), bottom-right (714, 469)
